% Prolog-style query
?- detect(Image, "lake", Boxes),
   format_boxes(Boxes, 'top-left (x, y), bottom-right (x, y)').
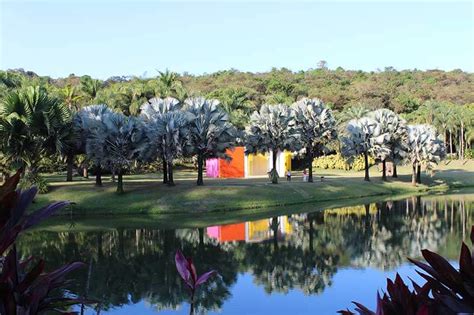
top-left (17, 191), bottom-right (473, 315)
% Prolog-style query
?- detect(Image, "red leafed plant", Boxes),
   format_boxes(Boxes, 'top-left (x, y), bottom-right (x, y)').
top-left (175, 249), bottom-right (217, 315)
top-left (0, 170), bottom-right (90, 314)
top-left (339, 226), bottom-right (474, 315)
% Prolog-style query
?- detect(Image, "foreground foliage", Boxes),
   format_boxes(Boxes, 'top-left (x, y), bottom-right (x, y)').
top-left (339, 225), bottom-right (474, 315)
top-left (0, 171), bottom-right (88, 314)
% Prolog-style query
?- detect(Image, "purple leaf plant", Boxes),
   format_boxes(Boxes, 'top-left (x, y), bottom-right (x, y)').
top-left (175, 249), bottom-right (218, 315)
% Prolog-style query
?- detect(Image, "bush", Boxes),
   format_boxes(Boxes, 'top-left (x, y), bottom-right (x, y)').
top-left (312, 153), bottom-right (375, 171)
top-left (18, 172), bottom-right (49, 194)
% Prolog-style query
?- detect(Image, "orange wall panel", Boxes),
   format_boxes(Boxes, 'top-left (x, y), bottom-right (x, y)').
top-left (220, 223), bottom-right (246, 242)
top-left (219, 147), bottom-right (245, 178)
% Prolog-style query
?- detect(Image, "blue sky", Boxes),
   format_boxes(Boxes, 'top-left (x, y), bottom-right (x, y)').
top-left (1, 1), bottom-right (472, 79)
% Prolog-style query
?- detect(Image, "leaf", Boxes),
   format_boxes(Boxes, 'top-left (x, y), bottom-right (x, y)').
top-left (24, 201), bottom-right (70, 230)
top-left (17, 259), bottom-right (45, 293)
top-left (196, 270), bottom-right (217, 286)
top-left (175, 250), bottom-right (191, 284)
top-left (459, 243), bottom-right (474, 277)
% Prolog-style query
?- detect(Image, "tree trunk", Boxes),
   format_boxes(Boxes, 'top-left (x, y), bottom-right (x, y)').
top-left (416, 164), bottom-right (421, 184)
top-left (412, 163), bottom-right (417, 186)
top-left (116, 168), bottom-right (124, 194)
top-left (307, 147), bottom-right (314, 183)
top-left (392, 163), bottom-right (398, 178)
top-left (449, 131), bottom-right (453, 155)
top-left (271, 149), bottom-right (278, 184)
top-left (460, 121), bottom-right (464, 160)
top-left (83, 165), bottom-right (88, 179)
top-left (95, 165), bottom-right (102, 186)
top-left (66, 153), bottom-right (74, 182)
top-left (382, 159), bottom-right (387, 181)
top-left (197, 153), bottom-right (204, 186)
top-left (162, 156), bottom-right (168, 184)
top-left (364, 152), bottom-right (370, 181)
top-left (167, 161), bottom-right (175, 186)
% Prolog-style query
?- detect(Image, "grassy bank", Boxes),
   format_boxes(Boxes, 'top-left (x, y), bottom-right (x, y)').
top-left (34, 160), bottom-right (474, 218)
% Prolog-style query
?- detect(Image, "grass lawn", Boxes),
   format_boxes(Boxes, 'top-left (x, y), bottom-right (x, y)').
top-left (33, 160), bottom-right (474, 219)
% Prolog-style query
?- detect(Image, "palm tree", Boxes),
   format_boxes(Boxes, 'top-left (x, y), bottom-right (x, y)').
top-left (156, 70), bottom-right (180, 98)
top-left (291, 98), bottom-right (337, 182)
top-left (245, 104), bottom-right (300, 184)
top-left (59, 84), bottom-right (83, 110)
top-left (88, 112), bottom-right (145, 193)
top-left (140, 97), bottom-right (182, 184)
top-left (149, 111), bottom-right (191, 186)
top-left (368, 109), bottom-right (408, 180)
top-left (341, 117), bottom-right (389, 181)
top-left (0, 86), bottom-right (71, 178)
top-left (406, 125), bottom-right (446, 185)
top-left (80, 75), bottom-right (102, 101)
top-left (185, 97), bottom-right (238, 185)
top-left (75, 104), bottom-right (115, 186)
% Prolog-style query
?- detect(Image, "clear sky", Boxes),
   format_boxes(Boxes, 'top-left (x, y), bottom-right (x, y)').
top-left (1, 1), bottom-right (473, 79)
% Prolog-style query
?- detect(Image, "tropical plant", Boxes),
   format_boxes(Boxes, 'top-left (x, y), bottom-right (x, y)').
top-left (175, 250), bottom-right (218, 315)
top-left (292, 98), bottom-right (337, 182)
top-left (207, 87), bottom-right (254, 129)
top-left (339, 225), bottom-right (474, 315)
top-left (337, 105), bottom-right (370, 128)
top-left (145, 110), bottom-right (191, 186)
top-left (140, 97), bottom-right (182, 184)
top-left (156, 70), bottom-right (181, 98)
top-left (0, 86), bottom-right (72, 189)
top-left (59, 84), bottom-right (83, 110)
top-left (368, 109), bottom-right (408, 179)
top-left (74, 104), bottom-right (115, 185)
top-left (0, 171), bottom-right (90, 314)
top-left (245, 104), bottom-right (300, 184)
top-left (185, 97), bottom-right (238, 185)
top-left (80, 75), bottom-right (102, 101)
top-left (406, 124), bottom-right (446, 185)
top-left (88, 112), bottom-right (145, 193)
top-left (341, 117), bottom-right (389, 181)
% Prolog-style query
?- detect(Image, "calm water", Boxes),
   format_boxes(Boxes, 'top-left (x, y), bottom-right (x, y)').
top-left (17, 192), bottom-right (474, 315)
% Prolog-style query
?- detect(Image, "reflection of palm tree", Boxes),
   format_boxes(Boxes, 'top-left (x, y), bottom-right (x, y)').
top-left (15, 194), bottom-right (471, 312)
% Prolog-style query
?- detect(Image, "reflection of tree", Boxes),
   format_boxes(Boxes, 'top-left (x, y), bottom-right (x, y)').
top-left (243, 214), bottom-right (339, 295)
top-left (15, 194), bottom-right (473, 312)
top-left (17, 228), bottom-right (239, 313)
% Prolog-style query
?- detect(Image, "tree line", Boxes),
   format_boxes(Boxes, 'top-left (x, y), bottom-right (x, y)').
top-left (0, 78), bottom-right (457, 193)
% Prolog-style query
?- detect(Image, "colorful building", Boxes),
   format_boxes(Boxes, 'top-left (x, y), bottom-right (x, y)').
top-left (206, 146), bottom-right (292, 179)
top-left (206, 216), bottom-right (293, 243)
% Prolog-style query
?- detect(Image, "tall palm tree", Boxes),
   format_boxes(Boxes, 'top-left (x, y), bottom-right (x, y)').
top-left (75, 104), bottom-right (114, 185)
top-left (88, 112), bottom-right (145, 193)
top-left (144, 111), bottom-right (191, 186)
top-left (368, 109), bottom-right (408, 180)
top-left (406, 125), bottom-right (446, 185)
top-left (0, 86), bottom-right (71, 177)
top-left (80, 76), bottom-right (102, 101)
top-left (156, 70), bottom-right (180, 98)
top-left (60, 84), bottom-right (83, 110)
top-left (185, 97), bottom-right (238, 185)
top-left (139, 97), bottom-right (182, 184)
top-left (341, 117), bottom-right (390, 181)
top-left (245, 104), bottom-right (300, 184)
top-left (291, 98), bottom-right (337, 182)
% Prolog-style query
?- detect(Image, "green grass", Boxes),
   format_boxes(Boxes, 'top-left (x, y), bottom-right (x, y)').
top-left (34, 160), bottom-right (474, 219)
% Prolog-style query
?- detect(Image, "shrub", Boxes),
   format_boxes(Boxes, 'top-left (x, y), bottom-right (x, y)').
top-left (0, 170), bottom-right (92, 313)
top-left (312, 153), bottom-right (375, 171)
top-left (339, 225), bottom-right (474, 314)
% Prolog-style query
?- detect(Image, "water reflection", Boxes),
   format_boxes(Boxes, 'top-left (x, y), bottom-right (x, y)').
top-left (17, 193), bottom-right (474, 314)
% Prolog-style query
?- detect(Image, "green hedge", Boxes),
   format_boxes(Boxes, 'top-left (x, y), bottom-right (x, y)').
top-left (312, 153), bottom-right (375, 171)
